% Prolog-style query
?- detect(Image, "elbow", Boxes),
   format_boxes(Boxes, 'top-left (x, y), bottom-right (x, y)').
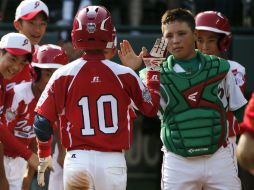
top-left (34, 114), bottom-right (53, 142)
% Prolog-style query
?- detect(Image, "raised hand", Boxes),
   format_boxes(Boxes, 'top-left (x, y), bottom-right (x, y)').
top-left (118, 40), bottom-right (143, 71)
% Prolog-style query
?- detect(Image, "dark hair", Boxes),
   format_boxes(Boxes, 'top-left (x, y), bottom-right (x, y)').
top-left (0, 49), bottom-right (32, 62)
top-left (18, 11), bottom-right (48, 23)
top-left (161, 8), bottom-right (195, 31)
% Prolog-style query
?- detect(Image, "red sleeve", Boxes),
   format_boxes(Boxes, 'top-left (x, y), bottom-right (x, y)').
top-left (0, 126), bottom-right (32, 160)
top-left (240, 93), bottom-right (254, 136)
top-left (37, 137), bottom-right (52, 157)
top-left (126, 70), bottom-right (160, 117)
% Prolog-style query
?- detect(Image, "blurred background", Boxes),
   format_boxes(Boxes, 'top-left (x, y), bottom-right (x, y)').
top-left (1, 0), bottom-right (254, 189)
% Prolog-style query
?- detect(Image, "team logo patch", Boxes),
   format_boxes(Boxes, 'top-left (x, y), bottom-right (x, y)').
top-left (87, 23), bottom-right (96, 33)
top-left (5, 108), bottom-right (16, 123)
top-left (142, 87), bottom-right (152, 102)
top-left (235, 72), bottom-right (244, 86)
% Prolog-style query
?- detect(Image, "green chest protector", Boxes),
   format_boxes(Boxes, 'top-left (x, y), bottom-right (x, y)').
top-left (160, 52), bottom-right (230, 157)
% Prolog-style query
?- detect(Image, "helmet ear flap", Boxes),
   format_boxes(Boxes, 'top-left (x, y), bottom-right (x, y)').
top-left (219, 34), bottom-right (232, 52)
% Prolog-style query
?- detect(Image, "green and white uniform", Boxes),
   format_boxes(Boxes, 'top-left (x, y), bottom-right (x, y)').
top-left (140, 50), bottom-right (246, 190)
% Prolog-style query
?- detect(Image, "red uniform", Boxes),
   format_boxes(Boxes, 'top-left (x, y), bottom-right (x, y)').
top-left (2, 82), bottom-right (37, 158)
top-left (0, 77), bottom-right (32, 160)
top-left (241, 93), bottom-right (254, 135)
top-left (35, 54), bottom-right (160, 157)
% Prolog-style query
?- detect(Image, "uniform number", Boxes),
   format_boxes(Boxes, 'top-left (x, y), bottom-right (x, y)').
top-left (78, 95), bottom-right (118, 135)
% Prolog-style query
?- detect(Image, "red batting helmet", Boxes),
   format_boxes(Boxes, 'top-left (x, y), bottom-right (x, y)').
top-left (32, 44), bottom-right (68, 68)
top-left (71, 6), bottom-right (116, 50)
top-left (195, 11), bottom-right (232, 52)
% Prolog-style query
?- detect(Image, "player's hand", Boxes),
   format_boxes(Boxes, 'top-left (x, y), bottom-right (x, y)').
top-left (142, 37), bottom-right (168, 71)
top-left (27, 153), bottom-right (39, 170)
top-left (236, 132), bottom-right (254, 173)
top-left (37, 156), bottom-right (53, 187)
top-left (118, 40), bottom-right (143, 71)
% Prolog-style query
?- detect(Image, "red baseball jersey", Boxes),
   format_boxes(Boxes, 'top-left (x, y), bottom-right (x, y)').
top-left (0, 78), bottom-right (32, 160)
top-left (241, 92), bottom-right (254, 136)
top-left (2, 82), bottom-right (37, 157)
top-left (35, 54), bottom-right (160, 155)
top-left (227, 60), bottom-right (246, 137)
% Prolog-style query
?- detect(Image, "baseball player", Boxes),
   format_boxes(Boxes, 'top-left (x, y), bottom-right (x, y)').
top-left (48, 35), bottom-right (118, 190)
top-left (4, 0), bottom-right (49, 91)
top-left (195, 10), bottom-right (246, 140)
top-left (237, 93), bottom-right (254, 173)
top-left (33, 5), bottom-right (167, 190)
top-left (119, 8), bottom-right (247, 190)
top-left (1, 44), bottom-right (68, 190)
top-left (0, 33), bottom-right (39, 190)
top-left (195, 11), bottom-right (246, 176)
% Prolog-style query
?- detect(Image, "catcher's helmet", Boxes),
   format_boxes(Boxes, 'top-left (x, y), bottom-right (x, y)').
top-left (195, 11), bottom-right (232, 52)
top-left (71, 6), bottom-right (116, 50)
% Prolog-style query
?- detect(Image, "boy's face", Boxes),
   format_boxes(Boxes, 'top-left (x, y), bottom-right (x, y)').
top-left (40, 68), bottom-right (55, 86)
top-left (196, 30), bottom-right (221, 57)
top-left (162, 21), bottom-right (196, 60)
top-left (14, 13), bottom-right (47, 45)
top-left (0, 51), bottom-right (28, 79)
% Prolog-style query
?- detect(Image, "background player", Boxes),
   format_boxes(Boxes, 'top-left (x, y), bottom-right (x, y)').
top-left (195, 9), bottom-right (246, 162)
top-left (2, 44), bottom-right (68, 190)
top-left (0, 32), bottom-right (39, 190)
top-left (34, 5), bottom-right (167, 190)
top-left (4, 0), bottom-right (49, 91)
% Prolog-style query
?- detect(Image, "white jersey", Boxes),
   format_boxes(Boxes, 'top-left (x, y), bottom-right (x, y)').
top-left (227, 60), bottom-right (245, 88)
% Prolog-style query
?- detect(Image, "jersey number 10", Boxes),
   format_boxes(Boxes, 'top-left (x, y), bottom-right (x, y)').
top-left (78, 95), bottom-right (119, 135)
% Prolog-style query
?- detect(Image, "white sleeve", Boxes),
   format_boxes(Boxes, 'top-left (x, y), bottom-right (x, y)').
top-left (223, 71), bottom-right (247, 111)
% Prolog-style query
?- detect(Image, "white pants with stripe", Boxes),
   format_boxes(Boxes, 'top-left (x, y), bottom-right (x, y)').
top-left (161, 145), bottom-right (241, 190)
top-left (64, 150), bottom-right (127, 190)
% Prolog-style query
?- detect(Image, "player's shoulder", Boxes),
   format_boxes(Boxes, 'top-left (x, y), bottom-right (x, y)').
top-left (53, 58), bottom-right (85, 78)
top-left (12, 82), bottom-right (33, 105)
top-left (227, 59), bottom-right (246, 73)
top-left (13, 81), bottom-right (32, 93)
top-left (102, 59), bottom-right (138, 76)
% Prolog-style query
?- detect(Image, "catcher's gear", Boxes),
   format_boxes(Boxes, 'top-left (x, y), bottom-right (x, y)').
top-left (143, 37), bottom-right (168, 71)
top-left (72, 6), bottom-right (116, 50)
top-left (237, 132), bottom-right (254, 172)
top-left (37, 156), bottom-right (53, 187)
top-left (32, 44), bottom-right (68, 69)
top-left (195, 11), bottom-right (232, 51)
